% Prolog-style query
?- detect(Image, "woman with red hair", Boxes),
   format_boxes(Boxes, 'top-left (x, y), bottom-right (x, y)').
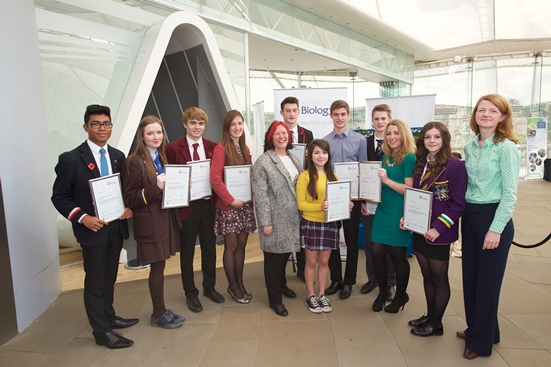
top-left (252, 121), bottom-right (302, 317)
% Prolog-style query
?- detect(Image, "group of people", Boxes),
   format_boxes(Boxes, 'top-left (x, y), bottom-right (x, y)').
top-left (52, 93), bottom-right (520, 361)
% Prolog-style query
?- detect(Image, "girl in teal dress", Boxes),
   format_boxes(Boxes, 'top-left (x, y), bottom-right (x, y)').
top-left (368, 119), bottom-right (415, 313)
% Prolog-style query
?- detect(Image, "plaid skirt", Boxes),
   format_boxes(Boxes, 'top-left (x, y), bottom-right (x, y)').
top-left (214, 203), bottom-right (257, 235)
top-left (300, 218), bottom-right (340, 251)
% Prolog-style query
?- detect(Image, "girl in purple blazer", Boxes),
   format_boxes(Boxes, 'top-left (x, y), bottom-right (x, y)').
top-left (402, 121), bottom-right (467, 337)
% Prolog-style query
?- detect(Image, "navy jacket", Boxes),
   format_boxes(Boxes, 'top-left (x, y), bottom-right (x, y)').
top-left (51, 141), bottom-right (129, 246)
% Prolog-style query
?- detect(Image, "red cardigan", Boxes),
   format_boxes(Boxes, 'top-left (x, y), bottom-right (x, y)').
top-left (210, 143), bottom-right (251, 210)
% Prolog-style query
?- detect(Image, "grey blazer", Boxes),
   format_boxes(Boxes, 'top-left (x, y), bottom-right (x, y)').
top-left (252, 150), bottom-right (301, 254)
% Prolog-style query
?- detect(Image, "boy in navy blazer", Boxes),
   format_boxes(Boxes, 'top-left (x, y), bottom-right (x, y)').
top-left (51, 105), bottom-right (137, 349)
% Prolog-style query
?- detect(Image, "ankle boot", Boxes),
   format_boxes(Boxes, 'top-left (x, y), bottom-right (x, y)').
top-left (372, 292), bottom-right (388, 312)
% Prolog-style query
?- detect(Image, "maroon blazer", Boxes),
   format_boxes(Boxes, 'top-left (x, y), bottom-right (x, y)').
top-left (165, 136), bottom-right (218, 221)
top-left (121, 154), bottom-right (181, 243)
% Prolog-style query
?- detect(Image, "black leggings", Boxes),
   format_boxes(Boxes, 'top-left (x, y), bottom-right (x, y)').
top-left (415, 251), bottom-right (450, 327)
top-left (372, 243), bottom-right (410, 298)
top-left (149, 260), bottom-right (167, 317)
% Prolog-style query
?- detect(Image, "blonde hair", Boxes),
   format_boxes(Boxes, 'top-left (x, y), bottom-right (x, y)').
top-left (382, 119), bottom-right (415, 165)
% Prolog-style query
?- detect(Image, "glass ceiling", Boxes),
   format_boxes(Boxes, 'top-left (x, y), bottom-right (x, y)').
top-left (346, 0), bottom-right (551, 51)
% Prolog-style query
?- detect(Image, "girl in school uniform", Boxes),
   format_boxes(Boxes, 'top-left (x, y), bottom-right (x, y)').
top-left (296, 139), bottom-right (352, 313)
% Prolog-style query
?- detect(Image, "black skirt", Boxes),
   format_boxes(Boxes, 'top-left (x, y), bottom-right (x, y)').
top-left (412, 233), bottom-right (450, 261)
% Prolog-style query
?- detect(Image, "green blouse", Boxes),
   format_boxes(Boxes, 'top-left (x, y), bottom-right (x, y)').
top-left (464, 134), bottom-right (521, 233)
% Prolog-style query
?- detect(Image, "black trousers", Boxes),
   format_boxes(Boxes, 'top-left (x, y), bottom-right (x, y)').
top-left (462, 203), bottom-right (513, 356)
top-left (179, 199), bottom-right (217, 299)
top-left (264, 251), bottom-right (290, 306)
top-left (329, 201), bottom-right (361, 285)
top-left (81, 221), bottom-right (122, 335)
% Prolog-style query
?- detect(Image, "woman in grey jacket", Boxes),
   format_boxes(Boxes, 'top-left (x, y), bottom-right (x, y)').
top-left (252, 121), bottom-right (302, 317)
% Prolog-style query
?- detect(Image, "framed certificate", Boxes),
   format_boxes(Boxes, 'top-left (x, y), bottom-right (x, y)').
top-left (162, 165), bottom-right (191, 209)
top-left (187, 159), bottom-right (212, 201)
top-left (325, 180), bottom-right (351, 223)
top-left (359, 161), bottom-right (382, 202)
top-left (289, 143), bottom-right (306, 169)
top-left (224, 165), bottom-right (252, 202)
top-left (89, 173), bottom-right (125, 223)
top-left (334, 162), bottom-right (359, 199)
top-left (403, 187), bottom-right (433, 235)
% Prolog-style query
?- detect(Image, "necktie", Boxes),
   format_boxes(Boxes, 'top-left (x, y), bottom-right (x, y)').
top-left (290, 130), bottom-right (296, 143)
top-left (154, 154), bottom-right (164, 174)
top-left (420, 161), bottom-right (434, 190)
top-left (192, 143), bottom-right (200, 161)
top-left (375, 139), bottom-right (383, 158)
top-left (99, 148), bottom-right (109, 176)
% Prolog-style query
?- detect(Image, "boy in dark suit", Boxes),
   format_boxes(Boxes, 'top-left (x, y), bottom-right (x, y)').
top-left (360, 104), bottom-right (396, 300)
top-left (51, 104), bottom-right (137, 349)
top-left (165, 107), bottom-right (225, 313)
top-left (280, 96), bottom-right (314, 282)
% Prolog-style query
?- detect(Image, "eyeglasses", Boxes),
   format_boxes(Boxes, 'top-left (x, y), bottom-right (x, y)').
top-left (87, 121), bottom-right (113, 129)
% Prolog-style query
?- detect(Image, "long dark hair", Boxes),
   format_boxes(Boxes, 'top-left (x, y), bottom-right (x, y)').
top-left (263, 121), bottom-right (293, 152)
top-left (306, 139), bottom-right (337, 199)
top-left (221, 110), bottom-right (251, 165)
top-left (127, 115), bottom-right (167, 184)
top-left (413, 121), bottom-right (453, 179)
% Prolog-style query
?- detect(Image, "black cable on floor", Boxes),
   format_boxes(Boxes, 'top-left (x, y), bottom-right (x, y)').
top-left (512, 232), bottom-right (551, 248)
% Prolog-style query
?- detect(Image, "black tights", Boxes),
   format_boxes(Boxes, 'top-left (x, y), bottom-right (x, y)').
top-left (223, 232), bottom-right (249, 299)
top-left (415, 251), bottom-right (450, 328)
top-left (149, 261), bottom-right (167, 317)
top-left (372, 242), bottom-right (410, 298)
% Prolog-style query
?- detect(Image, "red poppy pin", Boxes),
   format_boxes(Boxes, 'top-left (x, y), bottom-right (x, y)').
top-left (207, 151), bottom-right (213, 158)
top-left (88, 162), bottom-right (95, 171)
top-left (114, 160), bottom-right (119, 172)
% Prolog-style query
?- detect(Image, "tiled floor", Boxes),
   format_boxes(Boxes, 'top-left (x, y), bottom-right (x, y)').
top-left (2, 179), bottom-right (551, 366)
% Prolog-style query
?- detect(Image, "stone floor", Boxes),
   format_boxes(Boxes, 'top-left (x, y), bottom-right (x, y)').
top-left (1, 179), bottom-right (551, 366)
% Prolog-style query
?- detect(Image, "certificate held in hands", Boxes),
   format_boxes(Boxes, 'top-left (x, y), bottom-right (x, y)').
top-left (359, 161), bottom-right (381, 202)
top-left (325, 180), bottom-right (351, 223)
top-left (334, 162), bottom-right (358, 199)
top-left (403, 187), bottom-right (433, 235)
top-left (89, 173), bottom-right (125, 222)
top-left (289, 143), bottom-right (307, 169)
top-left (187, 159), bottom-right (212, 201)
top-left (224, 165), bottom-right (252, 202)
top-left (162, 165), bottom-right (191, 209)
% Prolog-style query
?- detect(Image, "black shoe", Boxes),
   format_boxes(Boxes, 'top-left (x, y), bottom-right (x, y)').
top-left (186, 297), bottom-right (203, 312)
top-left (325, 281), bottom-right (343, 295)
top-left (270, 303), bottom-right (288, 317)
top-left (339, 284), bottom-right (352, 299)
top-left (408, 315), bottom-right (428, 327)
top-left (386, 286), bottom-right (396, 302)
top-left (281, 288), bottom-right (297, 299)
top-left (110, 316), bottom-right (139, 329)
top-left (411, 324), bottom-right (444, 337)
top-left (372, 292), bottom-right (388, 312)
top-left (360, 281), bottom-right (377, 294)
top-left (296, 270), bottom-right (305, 282)
top-left (204, 288), bottom-right (225, 304)
top-left (384, 293), bottom-right (409, 313)
top-left (94, 330), bottom-right (134, 349)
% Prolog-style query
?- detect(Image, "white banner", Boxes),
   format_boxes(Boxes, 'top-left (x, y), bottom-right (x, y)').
top-left (253, 101), bottom-right (265, 161)
top-left (525, 117), bottom-right (548, 179)
top-left (274, 88), bottom-right (347, 139)
top-left (365, 95), bottom-right (436, 128)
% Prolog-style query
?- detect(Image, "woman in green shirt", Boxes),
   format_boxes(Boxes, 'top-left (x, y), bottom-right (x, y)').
top-left (459, 94), bottom-right (521, 360)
